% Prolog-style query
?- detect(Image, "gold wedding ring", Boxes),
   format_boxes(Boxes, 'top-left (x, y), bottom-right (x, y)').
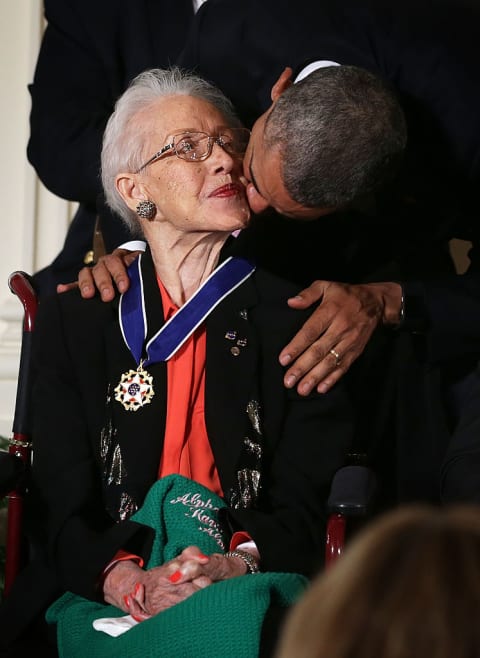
top-left (329, 348), bottom-right (341, 367)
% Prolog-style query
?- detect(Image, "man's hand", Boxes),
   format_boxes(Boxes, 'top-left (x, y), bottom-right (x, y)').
top-left (279, 280), bottom-right (403, 395)
top-left (56, 248), bottom-right (140, 301)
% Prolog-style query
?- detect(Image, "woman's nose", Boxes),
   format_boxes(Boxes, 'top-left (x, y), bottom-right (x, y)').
top-left (209, 140), bottom-right (237, 172)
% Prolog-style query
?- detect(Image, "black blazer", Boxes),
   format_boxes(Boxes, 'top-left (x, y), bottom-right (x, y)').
top-left (0, 252), bottom-right (354, 644)
top-left (178, 0), bottom-right (480, 364)
top-left (29, 0), bottom-right (480, 364)
top-left (180, 0), bottom-right (480, 234)
top-left (28, 0), bottom-right (479, 288)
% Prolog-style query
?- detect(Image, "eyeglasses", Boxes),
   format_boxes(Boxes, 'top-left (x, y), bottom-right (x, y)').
top-left (134, 128), bottom-right (251, 173)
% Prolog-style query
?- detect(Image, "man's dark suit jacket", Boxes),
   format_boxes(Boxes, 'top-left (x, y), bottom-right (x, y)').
top-left (0, 251), bottom-right (354, 646)
top-left (28, 0), bottom-right (480, 367)
top-left (178, 0), bottom-right (480, 365)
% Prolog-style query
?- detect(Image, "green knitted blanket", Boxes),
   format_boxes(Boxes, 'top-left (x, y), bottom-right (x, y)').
top-left (47, 474), bottom-right (308, 657)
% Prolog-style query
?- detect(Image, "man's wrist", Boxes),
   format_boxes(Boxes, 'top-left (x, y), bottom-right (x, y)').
top-left (397, 281), bottom-right (430, 333)
top-left (370, 282), bottom-right (404, 326)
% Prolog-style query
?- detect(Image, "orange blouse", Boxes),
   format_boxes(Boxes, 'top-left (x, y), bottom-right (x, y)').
top-left (157, 278), bottom-right (223, 497)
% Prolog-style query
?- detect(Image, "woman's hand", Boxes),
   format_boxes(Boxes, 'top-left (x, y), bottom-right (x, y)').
top-left (102, 546), bottom-right (249, 621)
top-left (279, 280), bottom-right (403, 395)
top-left (102, 551), bottom-right (209, 620)
top-left (170, 546), bottom-right (251, 585)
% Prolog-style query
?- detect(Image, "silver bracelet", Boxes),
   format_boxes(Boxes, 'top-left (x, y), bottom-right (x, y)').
top-left (224, 549), bottom-right (260, 574)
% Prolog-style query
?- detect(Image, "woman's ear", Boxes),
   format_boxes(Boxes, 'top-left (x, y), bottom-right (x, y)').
top-left (116, 173), bottom-right (146, 213)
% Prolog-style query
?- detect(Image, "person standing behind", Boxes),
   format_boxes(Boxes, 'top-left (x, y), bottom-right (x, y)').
top-left (27, 0), bottom-right (205, 295)
top-left (177, 0), bottom-right (480, 391)
top-left (69, 0), bottom-right (480, 398)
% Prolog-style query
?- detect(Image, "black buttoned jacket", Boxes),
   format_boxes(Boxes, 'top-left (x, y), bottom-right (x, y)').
top-left (0, 250), bottom-right (354, 644)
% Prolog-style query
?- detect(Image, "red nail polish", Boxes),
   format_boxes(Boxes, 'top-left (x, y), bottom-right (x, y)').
top-left (169, 570), bottom-right (182, 583)
top-left (134, 582), bottom-right (140, 595)
top-left (123, 594), bottom-right (130, 608)
top-left (198, 552), bottom-right (208, 559)
top-left (132, 614), bottom-right (143, 623)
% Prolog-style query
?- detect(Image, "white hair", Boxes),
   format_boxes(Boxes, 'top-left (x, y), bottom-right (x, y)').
top-left (101, 67), bottom-right (241, 232)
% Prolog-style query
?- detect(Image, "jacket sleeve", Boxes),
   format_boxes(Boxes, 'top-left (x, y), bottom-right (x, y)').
top-left (227, 384), bottom-right (354, 576)
top-left (29, 292), bottom-right (154, 600)
top-left (221, 285), bottom-right (355, 576)
top-left (26, 0), bottom-right (120, 204)
top-left (402, 273), bottom-right (480, 363)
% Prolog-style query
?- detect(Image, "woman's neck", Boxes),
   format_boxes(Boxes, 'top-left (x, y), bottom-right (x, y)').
top-left (146, 229), bottom-right (228, 306)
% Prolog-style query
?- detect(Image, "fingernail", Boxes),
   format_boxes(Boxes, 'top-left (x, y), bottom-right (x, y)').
top-left (131, 614), bottom-right (143, 623)
top-left (317, 383), bottom-right (328, 394)
top-left (279, 354), bottom-right (292, 366)
top-left (284, 374), bottom-right (296, 387)
top-left (123, 594), bottom-right (130, 608)
top-left (134, 582), bottom-right (141, 595)
top-left (118, 280), bottom-right (127, 292)
top-left (299, 382), bottom-right (312, 396)
top-left (169, 570), bottom-right (182, 583)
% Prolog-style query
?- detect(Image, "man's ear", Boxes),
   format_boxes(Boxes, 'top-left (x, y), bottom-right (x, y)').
top-left (271, 67), bottom-right (294, 102)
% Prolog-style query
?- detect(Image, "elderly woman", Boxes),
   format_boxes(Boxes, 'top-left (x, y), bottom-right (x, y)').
top-left (1, 68), bottom-right (353, 657)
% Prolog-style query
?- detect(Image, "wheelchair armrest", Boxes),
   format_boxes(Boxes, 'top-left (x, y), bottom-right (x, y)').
top-left (327, 465), bottom-right (377, 517)
top-left (0, 451), bottom-right (26, 498)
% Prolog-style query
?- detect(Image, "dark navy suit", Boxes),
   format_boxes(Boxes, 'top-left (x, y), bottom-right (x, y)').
top-left (178, 0), bottom-right (480, 363)
top-left (28, 0), bottom-right (480, 366)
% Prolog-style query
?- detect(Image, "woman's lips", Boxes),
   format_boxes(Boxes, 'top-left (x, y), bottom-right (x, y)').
top-left (209, 183), bottom-right (242, 198)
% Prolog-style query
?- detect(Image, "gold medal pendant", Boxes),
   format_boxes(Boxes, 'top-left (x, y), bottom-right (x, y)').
top-left (114, 362), bottom-right (155, 412)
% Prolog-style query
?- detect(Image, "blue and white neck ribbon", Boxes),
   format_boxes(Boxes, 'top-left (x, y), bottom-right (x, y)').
top-left (119, 254), bottom-right (256, 365)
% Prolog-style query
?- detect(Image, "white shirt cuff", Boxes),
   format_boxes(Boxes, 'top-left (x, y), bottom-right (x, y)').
top-left (118, 240), bottom-right (146, 252)
top-left (294, 60), bottom-right (340, 83)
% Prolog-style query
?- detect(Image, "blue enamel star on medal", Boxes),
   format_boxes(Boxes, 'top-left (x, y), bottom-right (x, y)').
top-left (114, 254), bottom-right (255, 411)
